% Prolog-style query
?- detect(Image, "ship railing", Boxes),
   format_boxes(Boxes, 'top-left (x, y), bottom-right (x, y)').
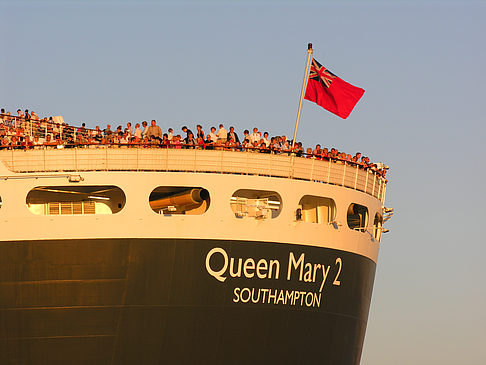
top-left (0, 114), bottom-right (82, 141)
top-left (0, 147), bottom-right (387, 203)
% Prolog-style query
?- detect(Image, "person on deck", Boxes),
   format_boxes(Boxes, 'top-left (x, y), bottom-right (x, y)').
top-left (217, 124), bottom-right (227, 144)
top-left (227, 126), bottom-right (239, 144)
top-left (146, 120), bottom-right (162, 140)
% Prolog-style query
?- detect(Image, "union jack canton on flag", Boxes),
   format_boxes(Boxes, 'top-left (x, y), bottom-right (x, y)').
top-left (304, 57), bottom-right (365, 119)
top-left (309, 58), bottom-right (337, 88)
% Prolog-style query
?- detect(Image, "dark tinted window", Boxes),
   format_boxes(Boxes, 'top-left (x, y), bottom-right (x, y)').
top-left (347, 203), bottom-right (369, 232)
top-left (149, 186), bottom-right (210, 215)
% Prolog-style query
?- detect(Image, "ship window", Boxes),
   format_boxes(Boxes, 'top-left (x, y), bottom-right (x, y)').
top-left (373, 213), bottom-right (383, 241)
top-left (26, 186), bottom-right (125, 215)
top-left (231, 189), bottom-right (281, 219)
top-left (149, 186), bottom-right (210, 215)
top-left (347, 203), bottom-right (369, 232)
top-left (296, 195), bottom-right (336, 224)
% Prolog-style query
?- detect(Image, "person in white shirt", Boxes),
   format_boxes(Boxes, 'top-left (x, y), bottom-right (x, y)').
top-left (125, 122), bottom-right (133, 137)
top-left (281, 139), bottom-right (290, 152)
top-left (281, 135), bottom-right (289, 147)
top-left (134, 123), bottom-right (143, 139)
top-left (217, 124), bottom-right (227, 144)
top-left (250, 127), bottom-right (261, 144)
top-left (262, 132), bottom-right (270, 147)
top-left (208, 127), bottom-right (218, 143)
top-left (119, 133), bottom-right (129, 145)
top-left (141, 121), bottom-right (149, 138)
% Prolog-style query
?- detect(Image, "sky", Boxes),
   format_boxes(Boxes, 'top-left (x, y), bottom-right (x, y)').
top-left (1, 0), bottom-right (485, 364)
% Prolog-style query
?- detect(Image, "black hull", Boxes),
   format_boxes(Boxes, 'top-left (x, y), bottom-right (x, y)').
top-left (0, 239), bottom-right (376, 365)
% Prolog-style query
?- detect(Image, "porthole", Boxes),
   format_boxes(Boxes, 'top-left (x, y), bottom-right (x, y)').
top-left (373, 213), bottom-right (383, 241)
top-left (149, 186), bottom-right (210, 215)
top-left (296, 195), bottom-right (336, 224)
top-left (26, 186), bottom-right (126, 215)
top-left (231, 189), bottom-right (281, 219)
top-left (347, 203), bottom-right (369, 232)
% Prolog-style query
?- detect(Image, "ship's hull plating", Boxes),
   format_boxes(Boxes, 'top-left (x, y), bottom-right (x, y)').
top-left (0, 238), bottom-right (376, 365)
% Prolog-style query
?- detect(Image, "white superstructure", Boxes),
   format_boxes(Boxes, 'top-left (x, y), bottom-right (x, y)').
top-left (0, 148), bottom-right (388, 263)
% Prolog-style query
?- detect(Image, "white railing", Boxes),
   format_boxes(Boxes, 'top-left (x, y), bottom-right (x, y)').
top-left (0, 149), bottom-right (387, 202)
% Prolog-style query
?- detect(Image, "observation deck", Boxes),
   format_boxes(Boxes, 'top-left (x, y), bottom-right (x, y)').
top-left (0, 148), bottom-right (387, 203)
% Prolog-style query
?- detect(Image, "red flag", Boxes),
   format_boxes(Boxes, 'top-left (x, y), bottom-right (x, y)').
top-left (304, 58), bottom-right (365, 119)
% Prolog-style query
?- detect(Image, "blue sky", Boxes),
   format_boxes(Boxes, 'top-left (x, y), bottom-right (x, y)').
top-left (1, 1), bottom-right (485, 364)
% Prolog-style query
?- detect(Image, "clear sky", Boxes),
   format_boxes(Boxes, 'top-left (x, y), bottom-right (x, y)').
top-left (1, 1), bottom-right (485, 364)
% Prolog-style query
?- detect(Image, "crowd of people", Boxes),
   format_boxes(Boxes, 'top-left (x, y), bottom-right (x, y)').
top-left (0, 108), bottom-right (388, 178)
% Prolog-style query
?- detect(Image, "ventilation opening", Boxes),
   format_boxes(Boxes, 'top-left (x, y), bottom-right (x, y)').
top-left (231, 189), bottom-right (281, 219)
top-left (296, 195), bottom-right (336, 224)
top-left (26, 186), bottom-right (126, 215)
top-left (347, 203), bottom-right (369, 232)
top-left (373, 213), bottom-right (383, 241)
top-left (149, 187), bottom-right (210, 215)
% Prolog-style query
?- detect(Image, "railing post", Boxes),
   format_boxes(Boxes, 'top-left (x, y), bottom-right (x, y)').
top-left (372, 173), bottom-right (376, 197)
top-left (376, 178), bottom-right (382, 201)
top-left (354, 165), bottom-right (359, 189)
top-left (288, 154), bottom-right (294, 179)
top-left (267, 152), bottom-right (271, 177)
top-left (220, 149), bottom-right (223, 173)
top-left (75, 148), bottom-right (78, 171)
top-left (364, 169), bottom-right (369, 193)
top-left (341, 163), bottom-right (346, 186)
top-left (310, 156), bottom-right (315, 181)
top-left (193, 148), bottom-right (196, 172)
top-left (246, 151), bottom-right (250, 175)
top-left (327, 159), bottom-right (331, 184)
top-left (165, 149), bottom-right (168, 172)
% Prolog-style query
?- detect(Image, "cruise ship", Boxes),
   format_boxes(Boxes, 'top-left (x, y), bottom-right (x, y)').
top-left (0, 124), bottom-right (391, 364)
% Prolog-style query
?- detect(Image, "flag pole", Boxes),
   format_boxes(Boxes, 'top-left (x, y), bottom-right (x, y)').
top-left (291, 43), bottom-right (313, 150)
